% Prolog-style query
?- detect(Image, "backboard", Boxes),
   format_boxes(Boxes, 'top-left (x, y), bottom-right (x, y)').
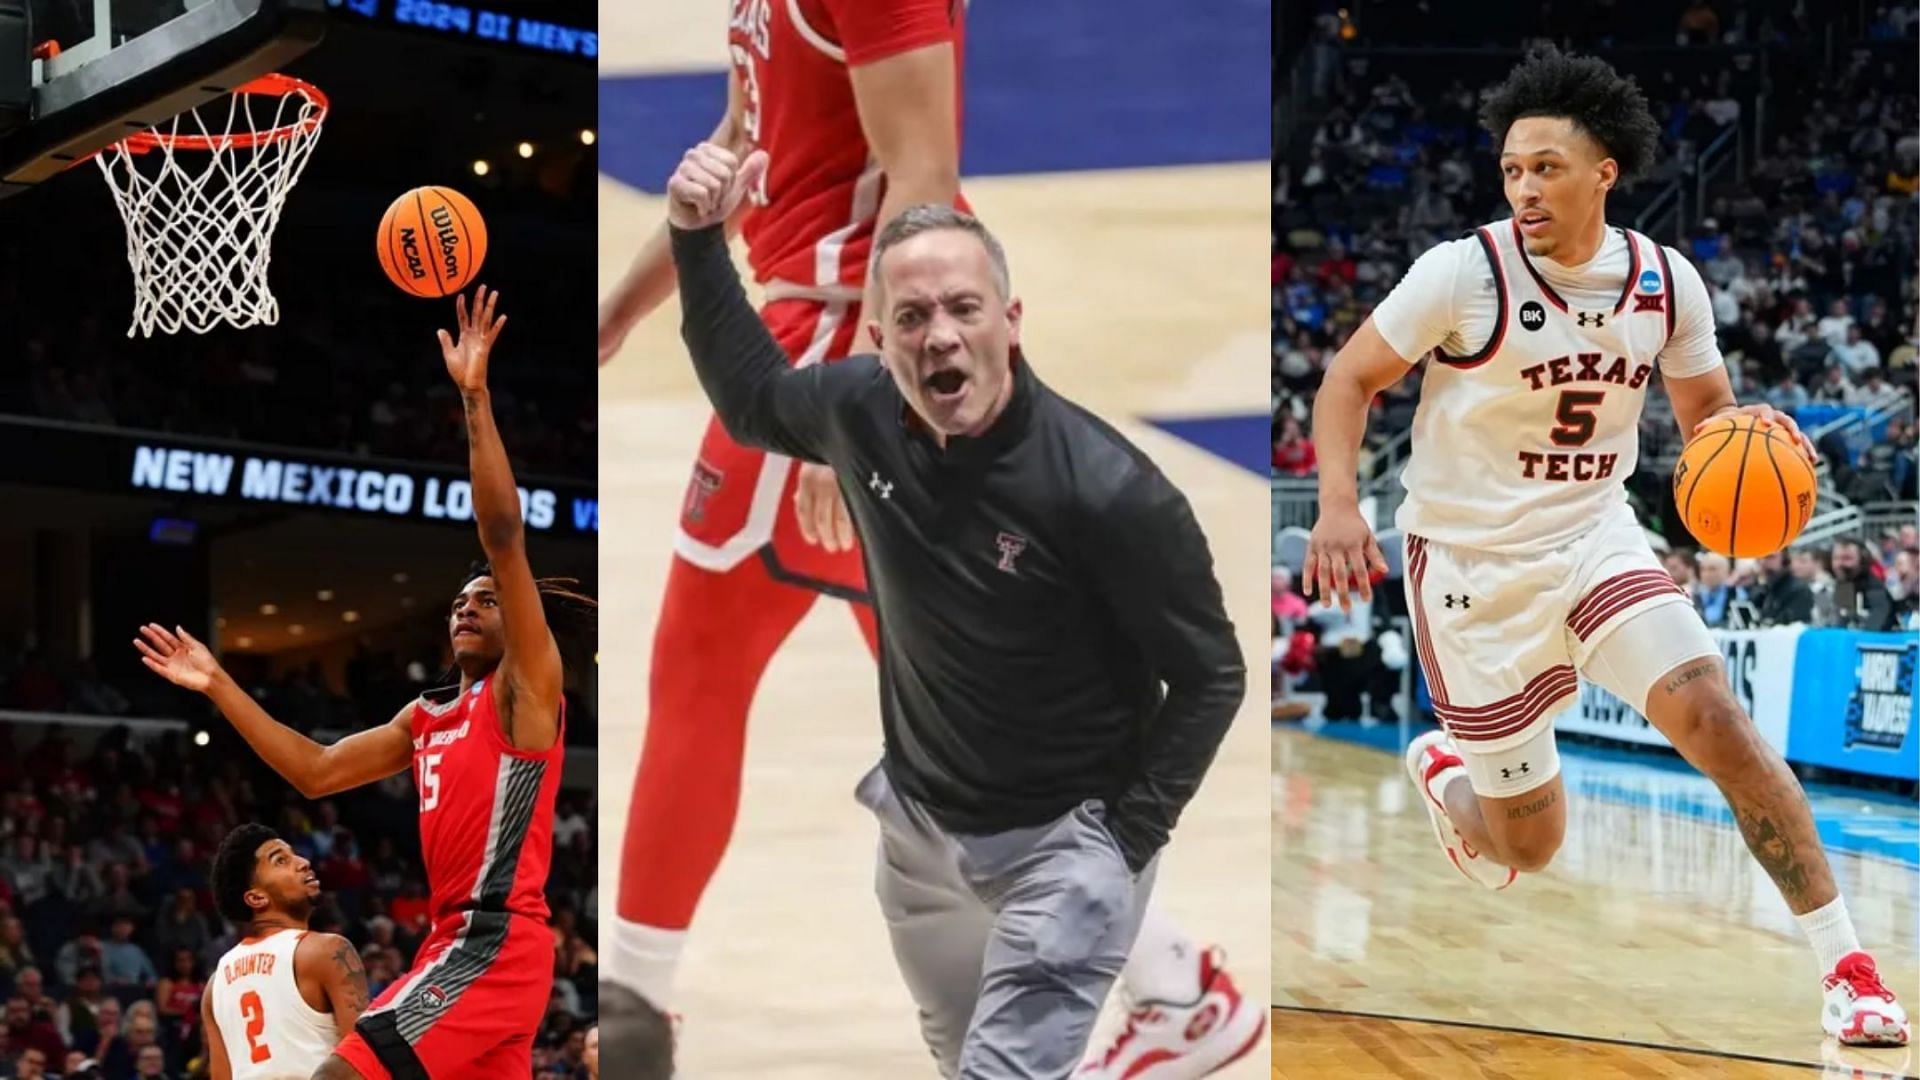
top-left (0, 0), bottom-right (325, 198)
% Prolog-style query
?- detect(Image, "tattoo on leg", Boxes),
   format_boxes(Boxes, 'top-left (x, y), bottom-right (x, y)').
top-left (1661, 661), bottom-right (1719, 697)
top-left (1505, 789), bottom-right (1558, 820)
top-left (1735, 808), bottom-right (1812, 903)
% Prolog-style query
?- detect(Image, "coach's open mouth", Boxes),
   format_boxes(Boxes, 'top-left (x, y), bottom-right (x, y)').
top-left (925, 368), bottom-right (968, 403)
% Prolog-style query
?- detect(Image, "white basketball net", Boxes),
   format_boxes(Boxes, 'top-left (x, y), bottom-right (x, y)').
top-left (94, 74), bottom-right (327, 337)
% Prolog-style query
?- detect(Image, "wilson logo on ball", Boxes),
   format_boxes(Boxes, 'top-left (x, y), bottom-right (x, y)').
top-left (378, 187), bottom-right (488, 298)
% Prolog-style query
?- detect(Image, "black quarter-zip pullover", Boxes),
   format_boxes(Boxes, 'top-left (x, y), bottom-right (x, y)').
top-left (671, 223), bottom-right (1244, 869)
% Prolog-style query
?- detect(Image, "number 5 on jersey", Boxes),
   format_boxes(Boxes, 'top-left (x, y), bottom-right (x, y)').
top-left (419, 752), bottom-right (443, 812)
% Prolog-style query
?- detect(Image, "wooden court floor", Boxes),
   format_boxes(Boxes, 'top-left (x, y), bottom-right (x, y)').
top-left (598, 162), bottom-right (1271, 1076)
top-left (1271, 1008), bottom-right (1916, 1078)
top-left (1272, 726), bottom-right (1919, 1078)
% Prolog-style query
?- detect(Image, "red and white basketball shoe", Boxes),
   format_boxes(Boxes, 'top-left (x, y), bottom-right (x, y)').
top-left (1074, 948), bottom-right (1266, 1079)
top-left (1404, 729), bottom-right (1516, 891)
top-left (1823, 951), bottom-right (1910, 1047)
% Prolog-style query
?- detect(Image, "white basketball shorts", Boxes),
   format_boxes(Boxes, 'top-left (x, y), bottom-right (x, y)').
top-left (1403, 501), bottom-right (1717, 783)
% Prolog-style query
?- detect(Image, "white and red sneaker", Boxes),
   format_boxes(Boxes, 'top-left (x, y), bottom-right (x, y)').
top-left (1075, 948), bottom-right (1266, 1079)
top-left (1823, 951), bottom-right (1910, 1047)
top-left (1404, 729), bottom-right (1516, 891)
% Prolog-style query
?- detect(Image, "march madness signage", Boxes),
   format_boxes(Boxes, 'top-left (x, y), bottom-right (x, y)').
top-left (1844, 642), bottom-right (1914, 751)
top-left (0, 417), bottom-right (597, 536)
top-left (1786, 631), bottom-right (1918, 781)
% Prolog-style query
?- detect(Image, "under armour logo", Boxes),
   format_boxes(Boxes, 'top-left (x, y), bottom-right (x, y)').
top-left (1500, 762), bottom-right (1531, 780)
top-left (995, 532), bottom-right (1028, 573)
top-left (1576, 312), bottom-right (1606, 328)
top-left (868, 472), bottom-right (893, 500)
top-left (1444, 594), bottom-right (1470, 609)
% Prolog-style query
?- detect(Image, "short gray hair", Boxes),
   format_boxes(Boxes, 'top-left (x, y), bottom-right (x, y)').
top-left (873, 204), bottom-right (1011, 299)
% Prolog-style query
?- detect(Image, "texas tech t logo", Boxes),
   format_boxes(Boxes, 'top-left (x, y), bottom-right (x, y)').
top-left (995, 532), bottom-right (1028, 574)
top-left (684, 462), bottom-right (723, 524)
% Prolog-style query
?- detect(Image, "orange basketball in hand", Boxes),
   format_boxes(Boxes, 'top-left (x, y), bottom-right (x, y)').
top-left (1672, 414), bottom-right (1817, 558)
top-left (376, 186), bottom-right (488, 298)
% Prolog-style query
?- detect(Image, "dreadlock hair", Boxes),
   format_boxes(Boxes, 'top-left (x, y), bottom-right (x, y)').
top-left (1479, 43), bottom-right (1662, 185)
top-left (458, 560), bottom-right (599, 669)
top-left (211, 823), bottom-right (280, 926)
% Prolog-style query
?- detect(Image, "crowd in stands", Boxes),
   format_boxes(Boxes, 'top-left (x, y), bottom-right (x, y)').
top-left (0, 723), bottom-right (596, 1079)
top-left (1273, 2), bottom-right (1920, 720)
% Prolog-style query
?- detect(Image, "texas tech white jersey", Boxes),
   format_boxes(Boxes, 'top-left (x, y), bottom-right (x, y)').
top-left (210, 929), bottom-right (341, 1080)
top-left (1379, 220), bottom-right (1722, 555)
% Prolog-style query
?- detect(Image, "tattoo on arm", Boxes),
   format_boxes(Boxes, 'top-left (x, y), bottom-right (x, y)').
top-left (332, 942), bottom-right (369, 1016)
top-left (1505, 788), bottom-right (1558, 820)
top-left (462, 391), bottom-right (487, 441)
top-left (1735, 808), bottom-right (1811, 903)
top-left (1661, 661), bottom-right (1719, 696)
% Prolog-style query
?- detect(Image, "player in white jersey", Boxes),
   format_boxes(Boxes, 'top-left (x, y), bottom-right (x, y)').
top-left (1305, 45), bottom-right (1907, 1047)
top-left (203, 825), bottom-right (369, 1079)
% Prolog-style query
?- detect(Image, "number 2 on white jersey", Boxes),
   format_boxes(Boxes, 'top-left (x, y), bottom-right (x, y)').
top-left (418, 752), bottom-right (443, 812)
top-left (239, 989), bottom-right (270, 1063)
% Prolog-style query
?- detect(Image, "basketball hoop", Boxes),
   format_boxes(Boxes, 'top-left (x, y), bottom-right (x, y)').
top-left (93, 73), bottom-right (327, 337)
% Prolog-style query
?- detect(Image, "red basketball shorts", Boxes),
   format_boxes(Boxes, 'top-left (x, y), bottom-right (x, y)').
top-left (333, 912), bottom-right (552, 1079)
top-left (674, 296), bottom-right (870, 597)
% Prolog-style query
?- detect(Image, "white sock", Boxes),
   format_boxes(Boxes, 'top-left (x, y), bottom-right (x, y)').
top-left (1795, 895), bottom-right (1862, 975)
top-left (607, 918), bottom-right (688, 1011)
top-left (1119, 908), bottom-right (1203, 1005)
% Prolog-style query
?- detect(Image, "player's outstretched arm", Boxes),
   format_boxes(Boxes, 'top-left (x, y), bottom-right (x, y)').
top-left (202, 980), bottom-right (232, 1080)
top-left (297, 932), bottom-right (371, 1038)
top-left (1305, 317), bottom-right (1406, 611)
top-left (136, 624), bottom-right (414, 797)
top-left (668, 142), bottom-right (846, 465)
top-left (438, 288), bottom-right (564, 751)
top-left (599, 74), bottom-right (749, 365)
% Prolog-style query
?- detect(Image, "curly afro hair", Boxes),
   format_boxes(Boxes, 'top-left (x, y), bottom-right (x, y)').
top-left (1479, 44), bottom-right (1661, 184)
top-left (211, 823), bottom-right (280, 926)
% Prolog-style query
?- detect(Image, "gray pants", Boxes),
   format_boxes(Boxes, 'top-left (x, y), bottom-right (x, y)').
top-left (855, 763), bottom-right (1158, 1079)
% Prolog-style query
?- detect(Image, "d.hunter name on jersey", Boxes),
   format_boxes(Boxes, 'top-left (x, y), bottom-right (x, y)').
top-left (1516, 351), bottom-right (1651, 483)
top-left (224, 951), bottom-right (276, 984)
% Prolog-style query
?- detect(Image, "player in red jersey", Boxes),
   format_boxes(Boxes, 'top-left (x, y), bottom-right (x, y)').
top-left (137, 286), bottom-right (583, 1079)
top-left (601, 4), bottom-right (1263, 1074)
top-left (599, 0), bottom-right (965, 1006)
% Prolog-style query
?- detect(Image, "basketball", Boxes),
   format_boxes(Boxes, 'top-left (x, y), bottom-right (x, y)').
top-left (1672, 414), bottom-right (1818, 558)
top-left (376, 186), bottom-right (488, 298)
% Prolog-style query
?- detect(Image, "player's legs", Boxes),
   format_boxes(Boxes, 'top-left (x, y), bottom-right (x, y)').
top-left (613, 298), bottom-right (869, 1008)
top-left (334, 914), bottom-right (552, 1078)
top-left (1437, 725), bottom-right (1568, 872)
top-left (613, 552), bottom-right (821, 1004)
top-left (1582, 601), bottom-right (1907, 1045)
top-left (1588, 607), bottom-right (1837, 913)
